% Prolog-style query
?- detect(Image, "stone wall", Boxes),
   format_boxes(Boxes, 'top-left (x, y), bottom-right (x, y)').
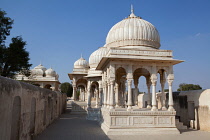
top-left (0, 76), bottom-right (67, 140)
top-left (173, 89), bottom-right (210, 132)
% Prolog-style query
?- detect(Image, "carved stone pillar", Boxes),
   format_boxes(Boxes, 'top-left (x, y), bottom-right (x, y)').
top-left (146, 81), bottom-right (152, 108)
top-left (109, 79), bottom-right (115, 109)
top-left (115, 83), bottom-right (119, 107)
top-left (99, 83), bottom-right (103, 107)
top-left (103, 82), bottom-right (107, 107)
top-left (72, 78), bottom-right (76, 100)
top-left (83, 88), bottom-right (86, 101)
top-left (127, 79), bottom-right (133, 110)
top-left (107, 81), bottom-right (110, 108)
top-left (95, 88), bottom-right (99, 108)
top-left (72, 86), bottom-right (77, 100)
top-left (151, 74), bottom-right (158, 111)
top-left (161, 78), bottom-right (167, 110)
top-left (167, 74), bottom-right (175, 111)
top-left (79, 88), bottom-right (81, 101)
top-left (87, 82), bottom-right (91, 108)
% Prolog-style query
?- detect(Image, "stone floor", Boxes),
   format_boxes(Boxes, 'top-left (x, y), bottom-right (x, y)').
top-left (34, 102), bottom-right (210, 140)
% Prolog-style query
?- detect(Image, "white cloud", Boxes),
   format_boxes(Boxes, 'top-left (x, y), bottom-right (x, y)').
top-left (195, 33), bottom-right (201, 37)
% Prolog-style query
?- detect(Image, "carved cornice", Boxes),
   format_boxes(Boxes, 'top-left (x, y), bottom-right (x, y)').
top-left (109, 111), bottom-right (176, 116)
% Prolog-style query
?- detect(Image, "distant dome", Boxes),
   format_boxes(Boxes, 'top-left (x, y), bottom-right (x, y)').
top-left (89, 47), bottom-right (107, 68)
top-left (34, 64), bottom-right (47, 71)
top-left (105, 11), bottom-right (160, 49)
top-left (74, 57), bottom-right (89, 69)
top-left (31, 64), bottom-right (46, 76)
top-left (45, 68), bottom-right (56, 77)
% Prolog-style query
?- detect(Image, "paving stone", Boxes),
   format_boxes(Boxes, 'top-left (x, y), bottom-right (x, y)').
top-left (34, 103), bottom-right (210, 140)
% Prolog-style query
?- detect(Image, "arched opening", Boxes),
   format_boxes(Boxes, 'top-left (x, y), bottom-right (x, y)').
top-left (43, 100), bottom-right (47, 126)
top-left (51, 99), bottom-right (54, 120)
top-left (76, 78), bottom-right (87, 101)
top-left (44, 84), bottom-right (52, 90)
top-left (10, 96), bottom-right (21, 140)
top-left (30, 98), bottom-right (36, 134)
top-left (77, 85), bottom-right (86, 101)
top-left (157, 69), bottom-right (167, 110)
top-left (133, 68), bottom-right (150, 108)
top-left (116, 67), bottom-right (127, 107)
top-left (90, 82), bottom-right (99, 100)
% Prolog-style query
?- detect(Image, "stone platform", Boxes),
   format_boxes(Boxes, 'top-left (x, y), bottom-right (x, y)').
top-left (100, 107), bottom-right (180, 135)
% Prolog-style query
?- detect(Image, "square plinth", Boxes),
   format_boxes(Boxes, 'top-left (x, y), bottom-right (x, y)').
top-left (100, 108), bottom-right (180, 135)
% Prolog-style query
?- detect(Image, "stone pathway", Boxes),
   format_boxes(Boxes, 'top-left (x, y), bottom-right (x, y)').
top-left (34, 102), bottom-right (210, 140)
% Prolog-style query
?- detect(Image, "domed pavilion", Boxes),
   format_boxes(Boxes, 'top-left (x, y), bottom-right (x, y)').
top-left (68, 6), bottom-right (184, 135)
top-left (16, 64), bottom-right (60, 91)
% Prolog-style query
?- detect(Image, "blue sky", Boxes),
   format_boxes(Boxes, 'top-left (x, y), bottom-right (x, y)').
top-left (1, 0), bottom-right (210, 91)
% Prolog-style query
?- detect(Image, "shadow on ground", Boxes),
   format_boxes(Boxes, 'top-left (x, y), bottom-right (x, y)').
top-left (34, 107), bottom-right (110, 140)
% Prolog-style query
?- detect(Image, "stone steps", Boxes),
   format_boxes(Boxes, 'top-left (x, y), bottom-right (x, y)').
top-left (68, 101), bottom-right (88, 115)
top-left (175, 119), bottom-right (188, 130)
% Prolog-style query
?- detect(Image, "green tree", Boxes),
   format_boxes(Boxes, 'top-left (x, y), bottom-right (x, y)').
top-left (60, 82), bottom-right (73, 97)
top-left (0, 10), bottom-right (14, 71)
top-left (0, 10), bottom-right (13, 45)
top-left (0, 36), bottom-right (31, 78)
top-left (0, 9), bottom-right (31, 78)
top-left (177, 83), bottom-right (202, 91)
top-left (164, 89), bottom-right (169, 92)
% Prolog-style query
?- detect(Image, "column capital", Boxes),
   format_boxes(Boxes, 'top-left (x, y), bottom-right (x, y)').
top-left (167, 79), bottom-right (173, 86)
top-left (167, 74), bottom-right (174, 86)
top-left (127, 79), bottom-right (133, 86)
top-left (150, 74), bottom-right (157, 86)
top-left (151, 79), bottom-right (157, 86)
top-left (110, 79), bottom-right (115, 85)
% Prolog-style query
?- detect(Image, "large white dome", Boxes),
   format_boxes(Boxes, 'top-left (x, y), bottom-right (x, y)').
top-left (89, 47), bottom-right (108, 68)
top-left (105, 11), bottom-right (160, 49)
top-left (74, 57), bottom-right (89, 69)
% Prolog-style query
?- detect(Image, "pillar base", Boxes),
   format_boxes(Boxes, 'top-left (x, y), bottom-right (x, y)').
top-left (109, 106), bottom-right (114, 110)
top-left (168, 106), bottom-right (175, 111)
top-left (151, 106), bottom-right (158, 111)
top-left (147, 104), bottom-right (151, 109)
top-left (162, 106), bottom-right (167, 111)
top-left (127, 106), bottom-right (132, 111)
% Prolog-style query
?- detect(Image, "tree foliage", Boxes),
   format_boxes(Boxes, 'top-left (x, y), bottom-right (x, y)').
top-left (164, 89), bottom-right (169, 92)
top-left (60, 82), bottom-right (73, 97)
top-left (177, 83), bottom-right (202, 91)
top-left (0, 36), bottom-right (31, 78)
top-left (0, 9), bottom-right (31, 78)
top-left (0, 10), bottom-right (13, 45)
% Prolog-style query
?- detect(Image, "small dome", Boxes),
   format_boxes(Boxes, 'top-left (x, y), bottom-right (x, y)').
top-left (74, 57), bottom-right (89, 69)
top-left (105, 11), bottom-right (160, 49)
top-left (45, 68), bottom-right (56, 77)
top-left (34, 64), bottom-right (47, 71)
top-left (89, 47), bottom-right (107, 68)
top-left (31, 64), bottom-right (46, 76)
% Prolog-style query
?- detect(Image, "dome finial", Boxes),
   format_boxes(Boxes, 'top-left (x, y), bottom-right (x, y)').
top-left (129, 4), bottom-right (136, 18)
top-left (81, 53), bottom-right (83, 58)
top-left (131, 4), bottom-right (134, 14)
